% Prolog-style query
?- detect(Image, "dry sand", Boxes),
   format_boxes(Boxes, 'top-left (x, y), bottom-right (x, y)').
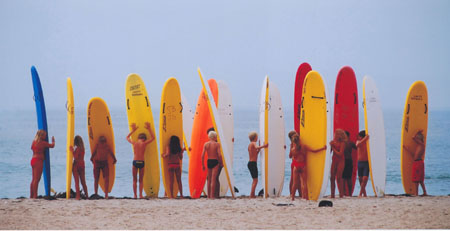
top-left (1, 195), bottom-right (449, 229)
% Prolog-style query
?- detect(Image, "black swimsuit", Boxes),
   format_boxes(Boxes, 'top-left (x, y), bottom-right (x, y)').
top-left (133, 160), bottom-right (145, 169)
top-left (207, 159), bottom-right (219, 169)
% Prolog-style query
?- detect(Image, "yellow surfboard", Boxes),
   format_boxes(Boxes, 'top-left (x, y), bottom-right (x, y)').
top-left (401, 81), bottom-right (428, 195)
top-left (159, 77), bottom-right (183, 198)
top-left (66, 78), bottom-right (74, 199)
top-left (87, 97), bottom-right (115, 193)
top-left (125, 74), bottom-right (160, 197)
top-left (300, 71), bottom-right (329, 201)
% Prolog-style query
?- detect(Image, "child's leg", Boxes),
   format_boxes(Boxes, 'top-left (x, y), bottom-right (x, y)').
top-left (210, 166), bottom-right (219, 199)
top-left (291, 169), bottom-right (299, 201)
top-left (175, 168), bottom-right (183, 197)
top-left (358, 177), bottom-right (363, 197)
top-left (169, 169), bottom-right (175, 198)
top-left (419, 181), bottom-right (427, 196)
top-left (132, 166), bottom-right (138, 198)
top-left (336, 161), bottom-right (345, 198)
top-left (215, 166), bottom-right (222, 198)
top-left (93, 167), bottom-right (100, 195)
top-left (414, 182), bottom-right (419, 196)
top-left (300, 171), bottom-right (308, 200)
top-left (206, 168), bottom-right (212, 198)
top-left (330, 161), bottom-right (337, 198)
top-left (31, 163), bottom-right (43, 199)
top-left (103, 167), bottom-right (109, 199)
top-left (80, 168), bottom-right (88, 198)
top-left (73, 164), bottom-right (81, 200)
top-left (139, 168), bottom-right (144, 198)
top-left (250, 178), bottom-right (258, 198)
top-left (361, 176), bottom-right (368, 197)
top-left (289, 165), bottom-right (293, 195)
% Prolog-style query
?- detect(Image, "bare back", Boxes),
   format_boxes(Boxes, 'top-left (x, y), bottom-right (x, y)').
top-left (205, 141), bottom-right (220, 160)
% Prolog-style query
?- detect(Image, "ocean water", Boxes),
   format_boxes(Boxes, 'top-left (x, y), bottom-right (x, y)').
top-left (0, 108), bottom-right (449, 198)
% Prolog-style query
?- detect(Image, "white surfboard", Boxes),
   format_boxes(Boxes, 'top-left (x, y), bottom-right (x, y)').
top-left (198, 68), bottom-right (236, 198)
top-left (217, 80), bottom-right (234, 196)
top-left (259, 76), bottom-right (286, 198)
top-left (181, 92), bottom-right (195, 155)
top-left (363, 76), bottom-right (386, 197)
top-left (320, 81), bottom-right (333, 199)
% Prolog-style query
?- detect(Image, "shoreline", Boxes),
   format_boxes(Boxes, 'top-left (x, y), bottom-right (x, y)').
top-left (1, 195), bottom-right (449, 229)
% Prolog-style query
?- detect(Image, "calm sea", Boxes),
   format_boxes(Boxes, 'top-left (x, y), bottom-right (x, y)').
top-left (0, 108), bottom-right (449, 198)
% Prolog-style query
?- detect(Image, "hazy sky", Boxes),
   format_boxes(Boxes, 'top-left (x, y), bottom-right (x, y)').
top-left (1, 0), bottom-right (449, 111)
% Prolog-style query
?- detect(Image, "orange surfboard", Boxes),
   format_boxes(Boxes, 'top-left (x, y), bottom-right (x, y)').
top-left (188, 79), bottom-right (218, 198)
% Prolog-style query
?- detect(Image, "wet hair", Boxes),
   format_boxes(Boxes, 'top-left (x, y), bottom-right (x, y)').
top-left (248, 131), bottom-right (258, 141)
top-left (99, 136), bottom-right (107, 143)
top-left (358, 130), bottom-right (366, 138)
top-left (74, 135), bottom-right (84, 149)
top-left (208, 131), bottom-right (217, 140)
top-left (34, 130), bottom-right (46, 142)
top-left (169, 136), bottom-right (182, 154)
top-left (345, 131), bottom-right (350, 138)
top-left (334, 129), bottom-right (348, 142)
top-left (138, 133), bottom-right (147, 140)
top-left (206, 127), bottom-right (215, 135)
top-left (291, 134), bottom-right (301, 149)
top-left (415, 132), bottom-right (424, 142)
top-left (288, 130), bottom-right (298, 140)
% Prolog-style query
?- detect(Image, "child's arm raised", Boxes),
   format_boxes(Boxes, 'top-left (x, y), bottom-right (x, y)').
top-left (144, 122), bottom-right (155, 145)
top-left (356, 135), bottom-right (370, 148)
top-left (126, 123), bottom-right (138, 144)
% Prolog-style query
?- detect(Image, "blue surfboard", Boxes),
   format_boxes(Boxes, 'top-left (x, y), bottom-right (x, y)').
top-left (31, 66), bottom-right (51, 196)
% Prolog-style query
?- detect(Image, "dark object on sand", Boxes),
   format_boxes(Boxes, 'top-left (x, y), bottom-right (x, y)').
top-left (89, 194), bottom-right (104, 200)
top-left (234, 187), bottom-right (239, 193)
top-left (318, 200), bottom-right (333, 207)
top-left (258, 189), bottom-right (264, 197)
top-left (273, 203), bottom-right (294, 207)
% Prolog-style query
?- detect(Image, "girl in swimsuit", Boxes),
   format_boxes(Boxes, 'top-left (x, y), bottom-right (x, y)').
top-left (30, 130), bottom-right (55, 199)
top-left (290, 133), bottom-right (326, 201)
top-left (162, 135), bottom-right (186, 198)
top-left (70, 135), bottom-right (88, 200)
top-left (330, 129), bottom-right (347, 198)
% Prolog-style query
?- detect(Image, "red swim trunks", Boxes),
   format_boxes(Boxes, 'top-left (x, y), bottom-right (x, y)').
top-left (30, 157), bottom-right (43, 167)
top-left (292, 160), bottom-right (306, 172)
top-left (168, 163), bottom-right (180, 170)
top-left (412, 159), bottom-right (424, 183)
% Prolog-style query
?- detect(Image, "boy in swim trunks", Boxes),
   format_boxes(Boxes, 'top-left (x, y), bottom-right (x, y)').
top-left (202, 131), bottom-right (222, 199)
top-left (342, 131), bottom-right (356, 196)
top-left (403, 130), bottom-right (427, 196)
top-left (355, 130), bottom-right (370, 197)
top-left (207, 127), bottom-right (222, 198)
top-left (126, 122), bottom-right (155, 199)
top-left (91, 135), bottom-right (117, 199)
top-left (247, 131), bottom-right (268, 198)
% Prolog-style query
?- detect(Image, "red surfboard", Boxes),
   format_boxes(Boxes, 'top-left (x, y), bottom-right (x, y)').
top-left (294, 62), bottom-right (312, 133)
top-left (188, 79), bottom-right (218, 198)
top-left (333, 66), bottom-right (359, 196)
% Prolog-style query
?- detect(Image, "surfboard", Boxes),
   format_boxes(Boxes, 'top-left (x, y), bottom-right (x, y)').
top-left (181, 92), bottom-right (195, 158)
top-left (333, 66), bottom-right (359, 195)
top-left (217, 80), bottom-right (234, 196)
top-left (87, 97), bottom-right (115, 194)
top-left (259, 76), bottom-right (286, 198)
top-left (294, 62), bottom-right (312, 133)
top-left (401, 81), bottom-right (428, 195)
top-left (301, 71), bottom-right (330, 201)
top-left (125, 73), bottom-right (160, 197)
top-left (159, 77), bottom-right (183, 198)
top-left (30, 66), bottom-right (51, 196)
top-left (188, 79), bottom-right (218, 198)
top-left (198, 68), bottom-right (236, 198)
top-left (66, 78), bottom-right (74, 199)
top-left (363, 76), bottom-right (386, 197)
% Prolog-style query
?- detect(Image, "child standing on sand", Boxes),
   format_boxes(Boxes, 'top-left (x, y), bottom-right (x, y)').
top-left (247, 131), bottom-right (268, 198)
top-left (126, 122), bottom-right (155, 199)
top-left (202, 131), bottom-right (222, 199)
top-left (91, 136), bottom-right (117, 199)
top-left (70, 135), bottom-right (88, 200)
top-left (342, 131), bottom-right (356, 196)
top-left (330, 129), bottom-right (347, 198)
top-left (290, 134), bottom-right (327, 200)
top-left (162, 135), bottom-right (186, 198)
top-left (288, 130), bottom-right (300, 197)
top-left (30, 130), bottom-right (55, 199)
top-left (403, 130), bottom-right (427, 196)
top-left (356, 130), bottom-right (370, 197)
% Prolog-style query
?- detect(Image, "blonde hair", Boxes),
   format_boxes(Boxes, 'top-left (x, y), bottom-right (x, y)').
top-left (248, 131), bottom-right (258, 141)
top-left (288, 130), bottom-right (298, 140)
top-left (334, 129), bottom-right (348, 142)
top-left (34, 130), bottom-right (46, 142)
top-left (208, 131), bottom-right (217, 139)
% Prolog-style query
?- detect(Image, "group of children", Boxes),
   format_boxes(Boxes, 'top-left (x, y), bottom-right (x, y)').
top-left (29, 125), bottom-right (427, 199)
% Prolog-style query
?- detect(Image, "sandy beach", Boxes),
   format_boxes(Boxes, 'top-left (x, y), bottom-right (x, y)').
top-left (1, 195), bottom-right (449, 229)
